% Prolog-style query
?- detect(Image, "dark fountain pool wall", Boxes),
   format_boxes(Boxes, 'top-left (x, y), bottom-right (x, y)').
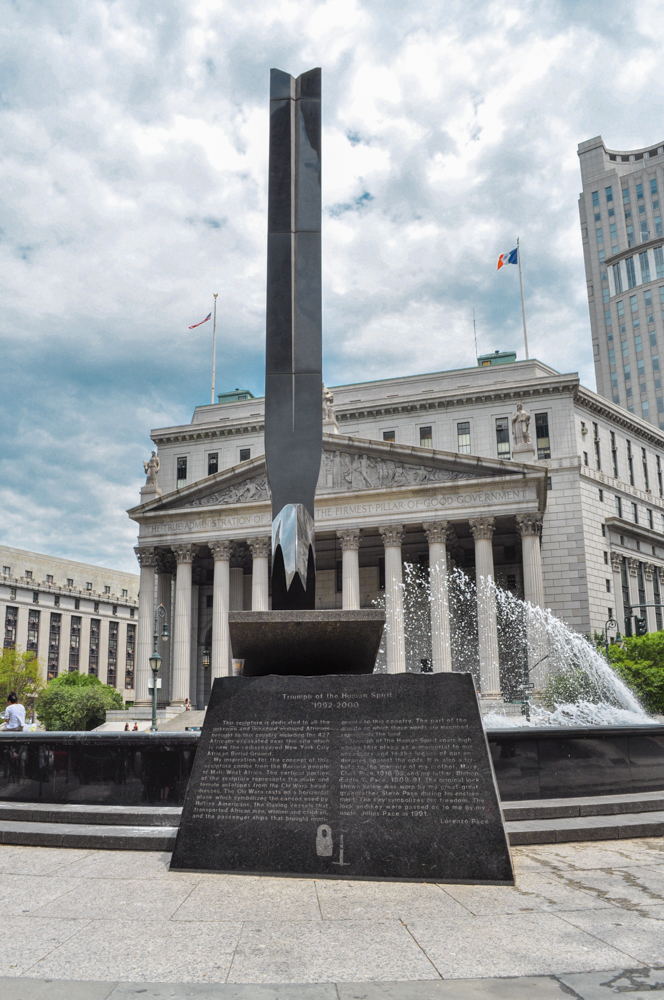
top-left (0, 726), bottom-right (663, 805)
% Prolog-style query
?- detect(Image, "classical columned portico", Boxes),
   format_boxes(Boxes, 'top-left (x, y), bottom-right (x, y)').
top-left (155, 552), bottom-right (174, 704)
top-left (337, 528), bottom-right (361, 610)
top-left (209, 540), bottom-right (232, 680)
top-left (171, 543), bottom-right (197, 705)
top-left (379, 524), bottom-right (406, 673)
top-left (423, 521), bottom-right (453, 672)
top-left (134, 546), bottom-right (157, 707)
top-left (248, 537), bottom-right (271, 611)
top-left (469, 517), bottom-right (500, 696)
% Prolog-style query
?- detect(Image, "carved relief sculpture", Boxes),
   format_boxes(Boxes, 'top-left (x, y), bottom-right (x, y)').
top-left (143, 451), bottom-right (160, 488)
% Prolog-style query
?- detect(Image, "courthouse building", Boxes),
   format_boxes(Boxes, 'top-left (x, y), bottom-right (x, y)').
top-left (0, 546), bottom-right (139, 698)
top-left (129, 355), bottom-right (664, 710)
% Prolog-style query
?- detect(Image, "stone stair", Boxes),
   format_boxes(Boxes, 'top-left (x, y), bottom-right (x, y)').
top-left (0, 791), bottom-right (662, 852)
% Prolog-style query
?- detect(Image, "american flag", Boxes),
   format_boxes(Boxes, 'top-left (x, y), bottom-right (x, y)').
top-left (188, 312), bottom-right (211, 329)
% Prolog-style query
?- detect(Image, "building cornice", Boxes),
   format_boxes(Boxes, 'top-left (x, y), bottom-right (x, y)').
top-left (0, 574), bottom-right (138, 606)
top-left (605, 515), bottom-right (664, 548)
top-left (605, 235), bottom-right (664, 268)
top-left (574, 386), bottom-right (664, 447)
top-left (580, 464), bottom-right (664, 509)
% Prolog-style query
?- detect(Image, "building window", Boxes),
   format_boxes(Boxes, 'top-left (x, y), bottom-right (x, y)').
top-left (54, 595), bottom-right (60, 607)
top-left (89, 619), bottom-right (100, 676)
top-left (239, 448), bottom-right (251, 462)
top-left (122, 589), bottom-right (128, 598)
top-left (648, 509), bottom-right (654, 530)
top-left (604, 551), bottom-right (609, 564)
top-left (130, 607), bottom-right (135, 618)
top-left (632, 502), bottom-right (639, 524)
top-left (657, 455), bottom-right (663, 496)
top-left (74, 598), bottom-right (80, 610)
top-left (592, 191), bottom-right (599, 207)
top-left (2, 566), bottom-right (10, 576)
top-left (86, 582), bottom-right (92, 591)
top-left (67, 578), bottom-right (73, 587)
top-left (103, 585), bottom-right (110, 594)
top-left (611, 431), bottom-right (619, 478)
top-left (627, 439), bottom-right (634, 485)
top-left (208, 452), bottom-right (218, 476)
top-left (176, 457), bottom-right (187, 488)
top-left (652, 179), bottom-right (659, 196)
top-left (47, 613), bottom-right (61, 680)
top-left (599, 489), bottom-right (604, 502)
top-left (382, 431), bottom-right (395, 442)
top-left (107, 621), bottom-right (118, 688)
top-left (495, 418), bottom-right (510, 459)
top-left (378, 558), bottom-right (385, 590)
top-left (94, 601), bottom-right (99, 613)
top-left (46, 574), bottom-right (53, 584)
top-left (336, 560), bottom-right (342, 593)
top-left (535, 413), bottom-right (551, 459)
top-left (626, 257), bottom-right (637, 288)
top-left (457, 422), bottom-right (471, 454)
top-left (615, 496), bottom-right (622, 518)
top-left (596, 227), bottom-right (603, 244)
top-left (547, 476), bottom-right (552, 490)
top-left (643, 400), bottom-right (650, 419)
top-left (583, 452), bottom-right (589, 466)
top-left (4, 607), bottom-right (18, 649)
top-left (642, 448), bottom-right (650, 490)
top-left (592, 422), bottom-right (601, 470)
top-left (68, 616), bottom-right (81, 672)
top-left (613, 263), bottom-right (623, 293)
top-left (32, 592), bottom-right (39, 604)
top-left (112, 605), bottom-right (118, 616)
top-left (125, 623), bottom-right (136, 689)
top-left (27, 609), bottom-right (40, 653)
top-left (419, 426), bottom-right (433, 448)
top-left (606, 579), bottom-right (611, 592)
top-left (655, 247), bottom-right (664, 278)
top-left (640, 252), bottom-right (651, 283)
top-left (602, 524), bottom-right (606, 537)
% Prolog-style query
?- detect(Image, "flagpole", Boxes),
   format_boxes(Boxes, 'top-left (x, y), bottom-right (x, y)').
top-left (517, 237), bottom-right (529, 360)
top-left (211, 293), bottom-right (218, 405)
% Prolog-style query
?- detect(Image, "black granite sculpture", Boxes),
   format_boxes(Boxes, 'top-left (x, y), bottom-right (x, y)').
top-left (265, 68), bottom-right (322, 611)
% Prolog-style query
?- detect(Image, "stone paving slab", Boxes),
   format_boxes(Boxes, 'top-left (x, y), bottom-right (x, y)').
top-left (0, 840), bottom-right (663, 986)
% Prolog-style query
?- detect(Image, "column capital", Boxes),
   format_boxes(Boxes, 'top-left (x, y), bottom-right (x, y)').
top-left (469, 516), bottom-right (495, 541)
top-left (172, 543), bottom-right (198, 565)
top-left (644, 562), bottom-right (655, 582)
top-left (247, 536), bottom-right (271, 559)
top-left (610, 551), bottom-right (623, 572)
top-left (134, 546), bottom-right (157, 568)
top-left (209, 539), bottom-right (233, 562)
top-left (515, 512), bottom-right (544, 538)
top-left (337, 528), bottom-right (361, 551)
top-left (423, 521), bottom-right (455, 545)
top-left (379, 524), bottom-right (404, 547)
top-left (628, 556), bottom-right (640, 577)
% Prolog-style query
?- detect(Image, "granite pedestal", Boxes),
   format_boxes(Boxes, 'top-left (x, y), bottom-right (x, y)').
top-left (228, 610), bottom-right (385, 676)
top-left (170, 672), bottom-right (513, 883)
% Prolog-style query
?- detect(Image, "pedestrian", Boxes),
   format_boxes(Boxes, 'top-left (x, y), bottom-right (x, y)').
top-left (184, 698), bottom-right (191, 711)
top-left (132, 722), bottom-right (139, 731)
top-left (2, 693), bottom-right (26, 731)
top-left (124, 723), bottom-right (130, 731)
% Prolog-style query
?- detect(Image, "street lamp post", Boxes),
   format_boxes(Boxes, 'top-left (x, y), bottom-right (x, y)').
top-left (149, 603), bottom-right (169, 733)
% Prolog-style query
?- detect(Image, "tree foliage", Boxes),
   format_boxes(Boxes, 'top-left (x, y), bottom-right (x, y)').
top-left (608, 631), bottom-right (664, 715)
top-left (35, 672), bottom-right (123, 731)
top-left (542, 667), bottom-right (611, 710)
top-left (0, 648), bottom-right (43, 713)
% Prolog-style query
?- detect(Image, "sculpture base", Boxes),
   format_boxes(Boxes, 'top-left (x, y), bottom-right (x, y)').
top-left (228, 610), bottom-right (385, 676)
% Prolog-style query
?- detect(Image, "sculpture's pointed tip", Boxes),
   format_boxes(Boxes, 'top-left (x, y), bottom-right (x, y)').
top-left (272, 504), bottom-right (315, 591)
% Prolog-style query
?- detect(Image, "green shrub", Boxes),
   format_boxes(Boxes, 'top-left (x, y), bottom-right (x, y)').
top-left (609, 631), bottom-right (664, 714)
top-left (542, 668), bottom-right (606, 709)
top-left (0, 648), bottom-right (43, 713)
top-left (36, 672), bottom-right (123, 731)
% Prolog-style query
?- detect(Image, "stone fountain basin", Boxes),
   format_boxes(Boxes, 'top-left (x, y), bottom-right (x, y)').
top-left (228, 609), bottom-right (385, 676)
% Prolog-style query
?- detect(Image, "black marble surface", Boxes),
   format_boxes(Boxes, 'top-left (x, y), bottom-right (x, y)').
top-left (170, 673), bottom-right (513, 883)
top-left (228, 610), bottom-right (385, 676)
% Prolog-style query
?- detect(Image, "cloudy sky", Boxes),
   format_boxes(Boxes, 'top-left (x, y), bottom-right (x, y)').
top-left (1, 0), bottom-right (662, 573)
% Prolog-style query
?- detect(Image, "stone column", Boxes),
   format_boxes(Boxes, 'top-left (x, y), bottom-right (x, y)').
top-left (134, 546), bottom-right (157, 707)
top-left (516, 512), bottom-right (547, 688)
top-left (229, 549), bottom-right (245, 611)
top-left (379, 525), bottom-right (406, 673)
top-left (643, 563), bottom-right (657, 633)
top-left (469, 517), bottom-right (500, 697)
top-left (516, 513), bottom-right (545, 609)
top-left (171, 543), bottom-right (197, 706)
top-left (423, 521), bottom-right (453, 672)
top-left (248, 537), bottom-right (271, 611)
top-left (627, 557), bottom-right (641, 629)
top-left (337, 528), bottom-right (361, 610)
top-left (209, 540), bottom-right (232, 681)
top-left (610, 552), bottom-right (624, 633)
top-left (155, 553), bottom-right (174, 705)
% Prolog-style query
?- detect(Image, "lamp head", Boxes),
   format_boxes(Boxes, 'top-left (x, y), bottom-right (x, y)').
top-left (149, 651), bottom-right (162, 675)
top-left (161, 620), bottom-right (169, 640)
top-left (203, 647), bottom-right (210, 669)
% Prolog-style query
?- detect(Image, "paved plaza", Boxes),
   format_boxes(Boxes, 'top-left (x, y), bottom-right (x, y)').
top-left (0, 839), bottom-right (663, 998)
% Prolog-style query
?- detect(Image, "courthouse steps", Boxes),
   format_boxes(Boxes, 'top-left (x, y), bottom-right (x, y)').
top-left (0, 792), bottom-right (663, 851)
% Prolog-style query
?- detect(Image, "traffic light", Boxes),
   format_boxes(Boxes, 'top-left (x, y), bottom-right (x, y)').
top-left (624, 617), bottom-right (633, 637)
top-left (635, 616), bottom-right (648, 636)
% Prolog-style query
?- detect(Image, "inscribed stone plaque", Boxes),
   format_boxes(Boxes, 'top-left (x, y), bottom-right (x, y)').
top-left (170, 672), bottom-right (513, 883)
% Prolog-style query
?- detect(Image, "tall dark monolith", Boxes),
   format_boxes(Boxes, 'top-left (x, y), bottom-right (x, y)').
top-left (265, 68), bottom-right (322, 611)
